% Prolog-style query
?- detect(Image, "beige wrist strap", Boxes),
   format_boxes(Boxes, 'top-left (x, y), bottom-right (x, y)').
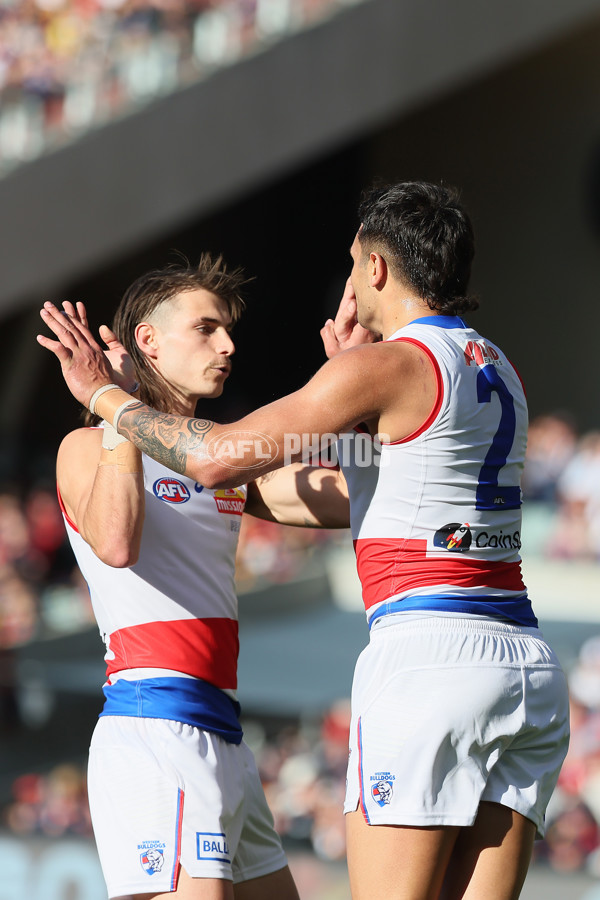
top-left (89, 384), bottom-right (122, 415)
top-left (95, 387), bottom-right (138, 428)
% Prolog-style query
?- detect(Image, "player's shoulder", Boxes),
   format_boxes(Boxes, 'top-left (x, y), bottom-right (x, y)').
top-left (321, 340), bottom-right (435, 397)
top-left (327, 337), bottom-right (425, 368)
top-left (58, 426), bottom-right (103, 462)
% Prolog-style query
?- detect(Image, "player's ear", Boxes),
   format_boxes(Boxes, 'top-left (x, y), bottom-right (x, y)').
top-left (369, 252), bottom-right (387, 288)
top-left (135, 322), bottom-right (159, 359)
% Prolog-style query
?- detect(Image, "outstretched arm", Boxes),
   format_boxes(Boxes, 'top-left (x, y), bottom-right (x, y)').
top-left (245, 464), bottom-right (350, 528)
top-left (38, 300), bottom-right (430, 489)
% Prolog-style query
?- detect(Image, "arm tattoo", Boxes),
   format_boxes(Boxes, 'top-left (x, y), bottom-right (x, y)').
top-left (118, 404), bottom-right (215, 475)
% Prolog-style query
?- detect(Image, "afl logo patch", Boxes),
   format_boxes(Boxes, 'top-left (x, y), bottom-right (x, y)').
top-left (434, 522), bottom-right (472, 552)
top-left (153, 477), bottom-right (190, 503)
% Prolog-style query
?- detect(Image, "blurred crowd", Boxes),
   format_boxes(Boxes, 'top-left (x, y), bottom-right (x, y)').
top-left (0, 0), bottom-right (361, 170)
top-left (522, 413), bottom-right (600, 560)
top-left (534, 633), bottom-right (600, 874)
top-left (3, 412), bottom-right (600, 873)
top-left (0, 483), bottom-right (93, 651)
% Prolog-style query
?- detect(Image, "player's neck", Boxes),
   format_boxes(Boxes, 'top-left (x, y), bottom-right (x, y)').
top-left (168, 390), bottom-right (198, 419)
top-left (380, 295), bottom-right (437, 340)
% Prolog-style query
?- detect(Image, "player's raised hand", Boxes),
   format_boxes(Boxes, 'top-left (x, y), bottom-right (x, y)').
top-left (37, 301), bottom-right (115, 408)
top-left (60, 301), bottom-right (138, 393)
top-left (61, 300), bottom-right (89, 330)
top-left (320, 277), bottom-right (379, 359)
top-left (97, 323), bottom-right (138, 393)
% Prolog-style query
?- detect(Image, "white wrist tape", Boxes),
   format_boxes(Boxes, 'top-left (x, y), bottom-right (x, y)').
top-left (89, 384), bottom-right (121, 415)
top-left (101, 423), bottom-right (128, 450)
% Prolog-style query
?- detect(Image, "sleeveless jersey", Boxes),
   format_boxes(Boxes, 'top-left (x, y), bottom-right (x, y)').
top-left (60, 440), bottom-right (247, 741)
top-left (338, 315), bottom-right (535, 628)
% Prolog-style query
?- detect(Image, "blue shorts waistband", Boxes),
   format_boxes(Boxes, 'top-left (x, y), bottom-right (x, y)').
top-left (368, 594), bottom-right (537, 630)
top-left (100, 676), bottom-right (243, 744)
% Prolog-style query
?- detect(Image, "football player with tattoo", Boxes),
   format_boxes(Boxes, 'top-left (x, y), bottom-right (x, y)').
top-left (39, 183), bottom-right (569, 900)
top-left (40, 255), bottom-right (348, 900)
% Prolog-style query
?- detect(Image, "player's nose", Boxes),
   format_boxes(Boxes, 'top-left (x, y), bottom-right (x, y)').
top-left (215, 329), bottom-right (235, 356)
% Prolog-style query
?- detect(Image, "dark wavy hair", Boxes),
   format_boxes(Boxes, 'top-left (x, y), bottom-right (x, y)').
top-left (85, 253), bottom-right (247, 425)
top-left (357, 181), bottom-right (478, 316)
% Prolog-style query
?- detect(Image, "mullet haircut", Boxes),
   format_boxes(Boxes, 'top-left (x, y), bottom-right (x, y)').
top-left (358, 181), bottom-right (478, 316)
top-left (84, 253), bottom-right (247, 425)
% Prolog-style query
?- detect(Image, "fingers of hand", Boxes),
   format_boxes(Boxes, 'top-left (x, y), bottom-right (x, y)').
top-left (41, 302), bottom-right (101, 349)
top-left (40, 305), bottom-right (79, 346)
top-left (36, 333), bottom-right (71, 362)
top-left (320, 321), bottom-right (342, 359)
top-left (99, 324), bottom-right (119, 346)
top-left (61, 300), bottom-right (88, 329)
top-left (75, 302), bottom-right (88, 328)
top-left (342, 277), bottom-right (356, 303)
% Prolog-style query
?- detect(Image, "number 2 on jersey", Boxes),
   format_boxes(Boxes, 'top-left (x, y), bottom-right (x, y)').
top-left (476, 366), bottom-right (521, 511)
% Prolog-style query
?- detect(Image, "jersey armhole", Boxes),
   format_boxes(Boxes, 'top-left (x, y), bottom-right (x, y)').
top-left (382, 337), bottom-right (444, 445)
top-left (507, 357), bottom-right (527, 397)
top-left (56, 484), bottom-right (79, 533)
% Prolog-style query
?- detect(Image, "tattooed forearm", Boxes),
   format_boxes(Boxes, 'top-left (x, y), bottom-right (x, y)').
top-left (117, 405), bottom-right (215, 476)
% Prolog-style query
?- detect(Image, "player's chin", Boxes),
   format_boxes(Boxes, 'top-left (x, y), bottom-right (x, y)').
top-left (205, 382), bottom-right (225, 399)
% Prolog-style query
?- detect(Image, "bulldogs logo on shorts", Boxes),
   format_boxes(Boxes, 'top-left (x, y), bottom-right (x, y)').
top-left (139, 843), bottom-right (165, 875)
top-left (371, 779), bottom-right (393, 806)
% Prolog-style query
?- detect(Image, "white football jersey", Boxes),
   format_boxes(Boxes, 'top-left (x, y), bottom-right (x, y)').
top-left (338, 315), bottom-right (534, 627)
top-left (61, 447), bottom-right (246, 693)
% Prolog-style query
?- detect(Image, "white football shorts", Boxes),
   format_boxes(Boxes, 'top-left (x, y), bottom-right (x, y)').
top-left (344, 614), bottom-right (570, 837)
top-left (88, 716), bottom-right (288, 897)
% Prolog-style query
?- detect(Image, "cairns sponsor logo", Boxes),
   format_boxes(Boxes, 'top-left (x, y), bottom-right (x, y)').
top-left (475, 529), bottom-right (521, 550)
top-left (213, 488), bottom-right (245, 516)
top-left (139, 840), bottom-right (166, 875)
top-left (370, 772), bottom-right (395, 807)
top-left (433, 522), bottom-right (472, 552)
top-left (206, 431), bottom-right (278, 470)
top-left (196, 832), bottom-right (231, 864)
top-left (153, 477), bottom-right (190, 503)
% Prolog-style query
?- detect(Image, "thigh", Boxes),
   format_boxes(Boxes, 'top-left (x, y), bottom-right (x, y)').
top-left (346, 808), bottom-right (459, 900)
top-left (132, 865), bottom-right (234, 899)
top-left (440, 802), bottom-right (536, 900)
top-left (233, 865), bottom-right (299, 900)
